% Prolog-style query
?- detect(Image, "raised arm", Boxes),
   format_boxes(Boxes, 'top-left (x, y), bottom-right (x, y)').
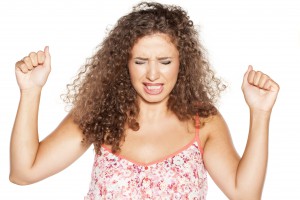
top-left (10, 47), bottom-right (91, 185)
top-left (202, 66), bottom-right (279, 199)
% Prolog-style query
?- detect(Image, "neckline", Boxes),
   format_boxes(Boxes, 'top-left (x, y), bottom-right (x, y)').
top-left (100, 133), bottom-right (200, 167)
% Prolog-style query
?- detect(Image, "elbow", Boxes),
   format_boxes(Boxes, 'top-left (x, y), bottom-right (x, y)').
top-left (9, 176), bottom-right (30, 186)
top-left (9, 172), bottom-right (35, 186)
top-left (230, 190), bottom-right (262, 200)
top-left (231, 195), bottom-right (262, 200)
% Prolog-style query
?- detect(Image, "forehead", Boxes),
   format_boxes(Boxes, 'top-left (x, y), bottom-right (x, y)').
top-left (131, 33), bottom-right (179, 56)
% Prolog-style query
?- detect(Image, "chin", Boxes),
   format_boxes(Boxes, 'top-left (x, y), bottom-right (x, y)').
top-left (139, 95), bottom-right (169, 104)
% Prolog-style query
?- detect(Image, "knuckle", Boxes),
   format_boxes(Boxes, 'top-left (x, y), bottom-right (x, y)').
top-left (20, 64), bottom-right (28, 73)
top-left (29, 52), bottom-right (37, 58)
top-left (249, 70), bottom-right (254, 76)
top-left (255, 72), bottom-right (263, 78)
top-left (29, 52), bottom-right (38, 65)
top-left (37, 51), bottom-right (44, 57)
top-left (37, 51), bottom-right (45, 61)
top-left (20, 63), bottom-right (27, 69)
top-left (249, 71), bottom-right (255, 79)
top-left (23, 56), bottom-right (30, 63)
top-left (15, 60), bottom-right (22, 67)
top-left (247, 75), bottom-right (253, 82)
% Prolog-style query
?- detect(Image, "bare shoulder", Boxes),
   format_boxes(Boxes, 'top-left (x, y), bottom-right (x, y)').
top-left (199, 111), bottom-right (231, 150)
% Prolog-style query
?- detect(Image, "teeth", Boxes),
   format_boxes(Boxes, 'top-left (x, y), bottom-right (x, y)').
top-left (147, 85), bottom-right (161, 90)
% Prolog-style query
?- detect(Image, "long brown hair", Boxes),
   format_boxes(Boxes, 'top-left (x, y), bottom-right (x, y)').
top-left (64, 2), bottom-right (225, 154)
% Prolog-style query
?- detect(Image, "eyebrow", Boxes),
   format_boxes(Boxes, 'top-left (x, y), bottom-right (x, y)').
top-left (134, 57), bottom-right (172, 61)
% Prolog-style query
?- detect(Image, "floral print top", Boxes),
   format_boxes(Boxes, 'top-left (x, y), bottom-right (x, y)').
top-left (84, 132), bottom-right (207, 200)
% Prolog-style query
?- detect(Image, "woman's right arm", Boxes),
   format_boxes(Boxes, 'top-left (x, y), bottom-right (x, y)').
top-left (10, 47), bottom-right (91, 185)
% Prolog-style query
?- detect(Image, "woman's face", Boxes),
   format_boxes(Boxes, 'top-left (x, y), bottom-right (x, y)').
top-left (128, 33), bottom-right (180, 104)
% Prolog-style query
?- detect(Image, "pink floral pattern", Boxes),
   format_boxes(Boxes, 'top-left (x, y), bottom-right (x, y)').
top-left (84, 137), bottom-right (207, 199)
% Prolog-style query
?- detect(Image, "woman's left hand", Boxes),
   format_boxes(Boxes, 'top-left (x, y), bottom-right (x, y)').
top-left (242, 65), bottom-right (280, 112)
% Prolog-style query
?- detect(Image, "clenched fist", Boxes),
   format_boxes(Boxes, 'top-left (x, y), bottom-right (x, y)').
top-left (242, 65), bottom-right (280, 113)
top-left (15, 46), bottom-right (51, 91)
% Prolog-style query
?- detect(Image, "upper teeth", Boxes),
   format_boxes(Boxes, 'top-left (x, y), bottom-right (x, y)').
top-left (147, 85), bottom-right (161, 90)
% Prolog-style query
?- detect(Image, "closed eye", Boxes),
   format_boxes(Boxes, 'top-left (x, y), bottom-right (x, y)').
top-left (161, 60), bottom-right (171, 65)
top-left (135, 60), bottom-right (145, 65)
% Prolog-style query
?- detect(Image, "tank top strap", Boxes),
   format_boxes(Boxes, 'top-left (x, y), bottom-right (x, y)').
top-left (195, 114), bottom-right (200, 136)
top-left (195, 114), bottom-right (204, 155)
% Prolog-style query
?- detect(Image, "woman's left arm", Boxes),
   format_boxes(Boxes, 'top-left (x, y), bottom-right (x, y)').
top-left (203, 65), bottom-right (280, 200)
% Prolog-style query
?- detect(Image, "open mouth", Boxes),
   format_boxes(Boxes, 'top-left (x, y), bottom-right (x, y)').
top-left (143, 83), bottom-right (164, 95)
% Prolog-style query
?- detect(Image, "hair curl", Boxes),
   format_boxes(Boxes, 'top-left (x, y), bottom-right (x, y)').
top-left (64, 2), bottom-right (226, 154)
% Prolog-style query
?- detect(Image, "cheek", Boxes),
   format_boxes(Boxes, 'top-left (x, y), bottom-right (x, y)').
top-left (165, 65), bottom-right (179, 81)
top-left (128, 65), bottom-right (144, 82)
top-left (128, 64), bottom-right (136, 79)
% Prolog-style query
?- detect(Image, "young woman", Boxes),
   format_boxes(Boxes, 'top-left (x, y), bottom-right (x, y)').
top-left (10, 2), bottom-right (279, 199)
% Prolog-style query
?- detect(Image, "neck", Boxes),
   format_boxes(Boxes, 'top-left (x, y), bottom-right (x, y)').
top-left (137, 99), bottom-right (172, 123)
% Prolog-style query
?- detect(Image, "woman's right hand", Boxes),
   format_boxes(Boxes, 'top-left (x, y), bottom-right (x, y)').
top-left (15, 46), bottom-right (51, 91)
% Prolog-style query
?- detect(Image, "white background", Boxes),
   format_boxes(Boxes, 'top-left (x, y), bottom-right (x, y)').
top-left (0, 0), bottom-right (299, 199)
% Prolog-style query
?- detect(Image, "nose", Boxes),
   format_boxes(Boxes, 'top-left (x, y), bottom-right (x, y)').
top-left (146, 60), bottom-right (160, 81)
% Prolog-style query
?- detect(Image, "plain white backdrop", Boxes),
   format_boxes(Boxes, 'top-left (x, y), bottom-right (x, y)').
top-left (0, 0), bottom-right (299, 199)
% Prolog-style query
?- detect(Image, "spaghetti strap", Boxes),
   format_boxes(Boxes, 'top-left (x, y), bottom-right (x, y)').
top-left (195, 115), bottom-right (200, 141)
top-left (195, 114), bottom-right (200, 135)
top-left (195, 115), bottom-right (204, 155)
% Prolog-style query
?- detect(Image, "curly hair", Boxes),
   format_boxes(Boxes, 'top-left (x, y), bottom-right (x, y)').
top-left (64, 2), bottom-right (226, 154)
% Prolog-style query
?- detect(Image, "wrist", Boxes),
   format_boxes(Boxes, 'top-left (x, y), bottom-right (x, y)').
top-left (249, 108), bottom-right (272, 116)
top-left (249, 108), bottom-right (271, 124)
top-left (20, 86), bottom-right (43, 96)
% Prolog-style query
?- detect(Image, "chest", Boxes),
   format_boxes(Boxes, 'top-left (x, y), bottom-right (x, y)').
top-left (108, 122), bottom-right (196, 165)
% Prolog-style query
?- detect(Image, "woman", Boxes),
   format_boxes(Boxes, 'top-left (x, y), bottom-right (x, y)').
top-left (10, 2), bottom-right (279, 199)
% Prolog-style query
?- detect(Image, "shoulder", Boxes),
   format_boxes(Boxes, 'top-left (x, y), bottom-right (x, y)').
top-left (198, 111), bottom-right (230, 150)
